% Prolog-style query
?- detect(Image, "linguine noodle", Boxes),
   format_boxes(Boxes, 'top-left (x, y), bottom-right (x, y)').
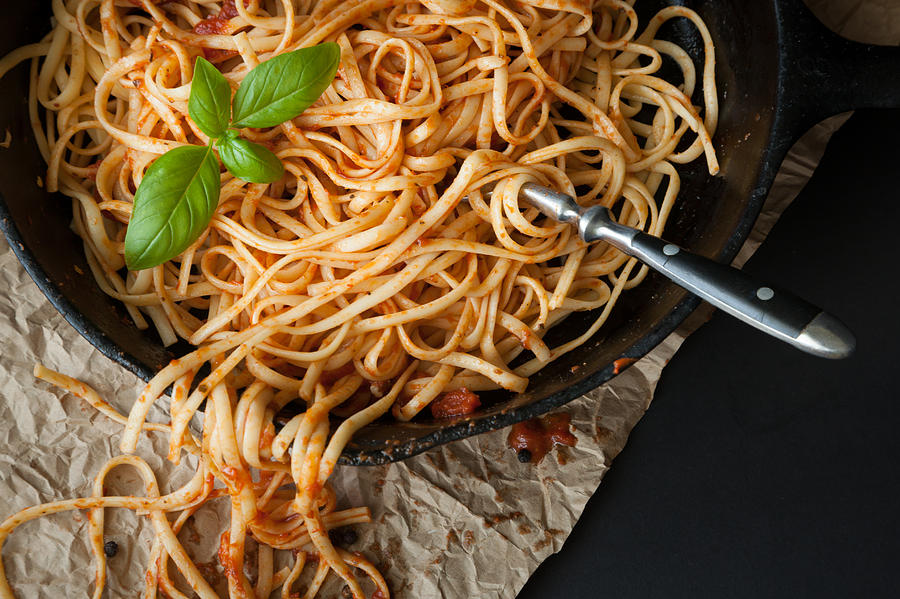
top-left (0, 0), bottom-right (717, 596)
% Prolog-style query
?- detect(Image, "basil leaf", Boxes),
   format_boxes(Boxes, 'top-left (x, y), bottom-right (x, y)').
top-left (217, 135), bottom-right (284, 183)
top-left (231, 42), bottom-right (340, 129)
top-left (189, 57), bottom-right (232, 139)
top-left (125, 145), bottom-right (221, 271)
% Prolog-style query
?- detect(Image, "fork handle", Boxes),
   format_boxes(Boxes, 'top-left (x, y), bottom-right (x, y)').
top-left (518, 183), bottom-right (855, 359)
top-left (620, 226), bottom-right (853, 358)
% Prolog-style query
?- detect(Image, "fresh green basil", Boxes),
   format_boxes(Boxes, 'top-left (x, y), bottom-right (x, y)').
top-left (230, 42), bottom-right (340, 129)
top-left (188, 57), bottom-right (232, 139)
top-left (125, 43), bottom-right (340, 272)
top-left (217, 135), bottom-right (284, 184)
top-left (125, 145), bottom-right (221, 271)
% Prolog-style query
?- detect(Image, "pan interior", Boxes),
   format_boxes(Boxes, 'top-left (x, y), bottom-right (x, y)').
top-left (0, 2), bottom-right (780, 461)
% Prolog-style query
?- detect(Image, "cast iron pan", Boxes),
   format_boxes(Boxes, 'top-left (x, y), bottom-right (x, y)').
top-left (0, 0), bottom-right (898, 464)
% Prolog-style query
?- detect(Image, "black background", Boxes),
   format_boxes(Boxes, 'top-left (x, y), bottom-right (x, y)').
top-left (518, 109), bottom-right (900, 598)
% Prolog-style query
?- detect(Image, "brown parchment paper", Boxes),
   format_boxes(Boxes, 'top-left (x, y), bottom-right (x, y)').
top-left (0, 3), bottom-right (895, 598)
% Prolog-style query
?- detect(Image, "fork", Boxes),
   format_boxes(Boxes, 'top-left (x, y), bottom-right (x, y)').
top-left (516, 182), bottom-right (855, 359)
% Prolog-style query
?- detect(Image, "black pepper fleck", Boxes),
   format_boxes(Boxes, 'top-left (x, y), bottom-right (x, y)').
top-left (328, 527), bottom-right (358, 547)
top-left (103, 540), bottom-right (118, 557)
top-left (517, 449), bottom-right (532, 463)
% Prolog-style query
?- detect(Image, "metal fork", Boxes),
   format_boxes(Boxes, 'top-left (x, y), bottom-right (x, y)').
top-left (516, 182), bottom-right (855, 359)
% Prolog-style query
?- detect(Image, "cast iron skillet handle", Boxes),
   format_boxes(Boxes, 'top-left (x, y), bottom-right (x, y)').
top-left (776, 0), bottom-right (900, 134)
top-left (519, 183), bottom-right (856, 360)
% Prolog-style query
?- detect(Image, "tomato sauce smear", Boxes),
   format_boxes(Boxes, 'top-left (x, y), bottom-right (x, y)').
top-left (217, 531), bottom-right (243, 588)
top-left (613, 357), bottom-right (637, 375)
top-left (430, 387), bottom-right (481, 419)
top-left (193, 1), bottom-right (251, 62)
top-left (507, 413), bottom-right (577, 463)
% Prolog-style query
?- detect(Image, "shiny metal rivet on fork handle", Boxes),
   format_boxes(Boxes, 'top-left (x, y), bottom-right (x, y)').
top-left (518, 182), bottom-right (856, 359)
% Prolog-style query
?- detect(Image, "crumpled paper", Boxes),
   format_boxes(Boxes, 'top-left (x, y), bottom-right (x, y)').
top-left (0, 2), bottom-right (893, 597)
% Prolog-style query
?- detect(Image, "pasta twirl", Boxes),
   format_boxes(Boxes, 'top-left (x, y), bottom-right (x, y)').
top-left (0, 0), bottom-right (717, 596)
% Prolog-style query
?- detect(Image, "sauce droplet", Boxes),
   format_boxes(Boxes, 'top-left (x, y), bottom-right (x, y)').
top-left (507, 413), bottom-right (576, 463)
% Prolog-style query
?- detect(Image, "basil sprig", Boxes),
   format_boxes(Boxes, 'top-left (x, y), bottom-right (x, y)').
top-left (125, 146), bottom-right (220, 270)
top-left (217, 133), bottom-right (285, 184)
top-left (232, 42), bottom-right (341, 128)
top-left (188, 57), bottom-right (232, 138)
top-left (124, 42), bottom-right (341, 271)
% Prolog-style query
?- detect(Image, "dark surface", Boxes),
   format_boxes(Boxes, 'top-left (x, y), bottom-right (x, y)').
top-left (3, 0), bottom-right (899, 465)
top-left (518, 109), bottom-right (900, 599)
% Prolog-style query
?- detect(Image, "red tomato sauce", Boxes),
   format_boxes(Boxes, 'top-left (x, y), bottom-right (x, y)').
top-left (430, 387), bottom-right (480, 418)
top-left (217, 531), bottom-right (242, 586)
top-left (507, 413), bottom-right (576, 463)
top-left (613, 357), bottom-right (637, 375)
top-left (192, 1), bottom-right (251, 62)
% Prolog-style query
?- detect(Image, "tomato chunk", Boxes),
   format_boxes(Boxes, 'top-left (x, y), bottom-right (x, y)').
top-left (430, 387), bottom-right (481, 419)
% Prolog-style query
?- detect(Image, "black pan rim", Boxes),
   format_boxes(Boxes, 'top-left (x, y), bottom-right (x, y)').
top-left (0, 207), bottom-right (159, 382)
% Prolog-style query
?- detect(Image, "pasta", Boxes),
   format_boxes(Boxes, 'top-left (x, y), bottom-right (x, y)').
top-left (0, 0), bottom-right (717, 596)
